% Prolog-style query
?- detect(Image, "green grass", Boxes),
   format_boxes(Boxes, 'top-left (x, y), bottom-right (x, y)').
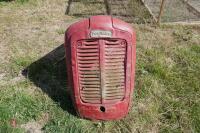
top-left (0, 0), bottom-right (200, 132)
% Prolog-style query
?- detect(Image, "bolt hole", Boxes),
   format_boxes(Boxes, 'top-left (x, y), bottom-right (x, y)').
top-left (78, 43), bottom-right (82, 47)
top-left (100, 106), bottom-right (106, 112)
top-left (121, 41), bottom-right (126, 46)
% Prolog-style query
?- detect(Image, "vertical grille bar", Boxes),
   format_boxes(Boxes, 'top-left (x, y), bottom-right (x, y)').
top-left (99, 40), bottom-right (105, 103)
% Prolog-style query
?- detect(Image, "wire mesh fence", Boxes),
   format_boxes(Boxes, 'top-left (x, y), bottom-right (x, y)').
top-left (65, 0), bottom-right (153, 23)
top-left (142, 0), bottom-right (200, 23)
top-left (65, 0), bottom-right (200, 24)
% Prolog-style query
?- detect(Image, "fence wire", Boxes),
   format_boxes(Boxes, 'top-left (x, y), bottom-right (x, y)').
top-left (143, 0), bottom-right (200, 23)
top-left (66, 0), bottom-right (200, 24)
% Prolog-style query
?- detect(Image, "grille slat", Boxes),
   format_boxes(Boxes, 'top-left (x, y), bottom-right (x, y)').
top-left (78, 68), bottom-right (99, 71)
top-left (105, 66), bottom-right (124, 69)
top-left (82, 89), bottom-right (100, 91)
top-left (77, 53), bottom-right (99, 57)
top-left (105, 90), bottom-right (124, 93)
top-left (77, 39), bottom-right (126, 104)
top-left (78, 61), bottom-right (99, 64)
top-left (80, 76), bottom-right (99, 78)
top-left (77, 49), bottom-right (99, 53)
top-left (78, 57), bottom-right (99, 60)
top-left (105, 59), bottom-right (124, 63)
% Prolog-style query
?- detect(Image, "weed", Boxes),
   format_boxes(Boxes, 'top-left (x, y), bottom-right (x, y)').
top-left (56, 28), bottom-right (65, 35)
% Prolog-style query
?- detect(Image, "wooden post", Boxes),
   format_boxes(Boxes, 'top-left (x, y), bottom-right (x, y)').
top-left (65, 0), bottom-right (73, 15)
top-left (157, 0), bottom-right (166, 25)
top-left (104, 0), bottom-right (111, 15)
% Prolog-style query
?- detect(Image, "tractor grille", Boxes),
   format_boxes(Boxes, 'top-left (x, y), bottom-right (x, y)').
top-left (77, 39), bottom-right (127, 104)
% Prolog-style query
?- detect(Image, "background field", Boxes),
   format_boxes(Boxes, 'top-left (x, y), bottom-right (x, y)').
top-left (0, 0), bottom-right (200, 132)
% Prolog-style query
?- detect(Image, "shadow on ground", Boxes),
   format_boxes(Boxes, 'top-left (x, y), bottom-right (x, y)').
top-left (22, 44), bottom-right (76, 116)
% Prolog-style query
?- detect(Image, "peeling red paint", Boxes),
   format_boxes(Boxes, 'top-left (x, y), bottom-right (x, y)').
top-left (65, 15), bottom-right (136, 120)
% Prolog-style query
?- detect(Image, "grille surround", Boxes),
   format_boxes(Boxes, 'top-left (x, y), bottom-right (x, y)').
top-left (77, 39), bottom-right (127, 104)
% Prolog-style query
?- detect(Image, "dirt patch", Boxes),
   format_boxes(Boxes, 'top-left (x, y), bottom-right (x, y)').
top-left (21, 113), bottom-right (49, 133)
top-left (0, 73), bottom-right (6, 80)
top-left (21, 122), bottom-right (43, 133)
top-left (0, 39), bottom-right (10, 64)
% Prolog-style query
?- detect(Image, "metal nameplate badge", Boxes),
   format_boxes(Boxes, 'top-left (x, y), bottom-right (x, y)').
top-left (90, 30), bottom-right (112, 38)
